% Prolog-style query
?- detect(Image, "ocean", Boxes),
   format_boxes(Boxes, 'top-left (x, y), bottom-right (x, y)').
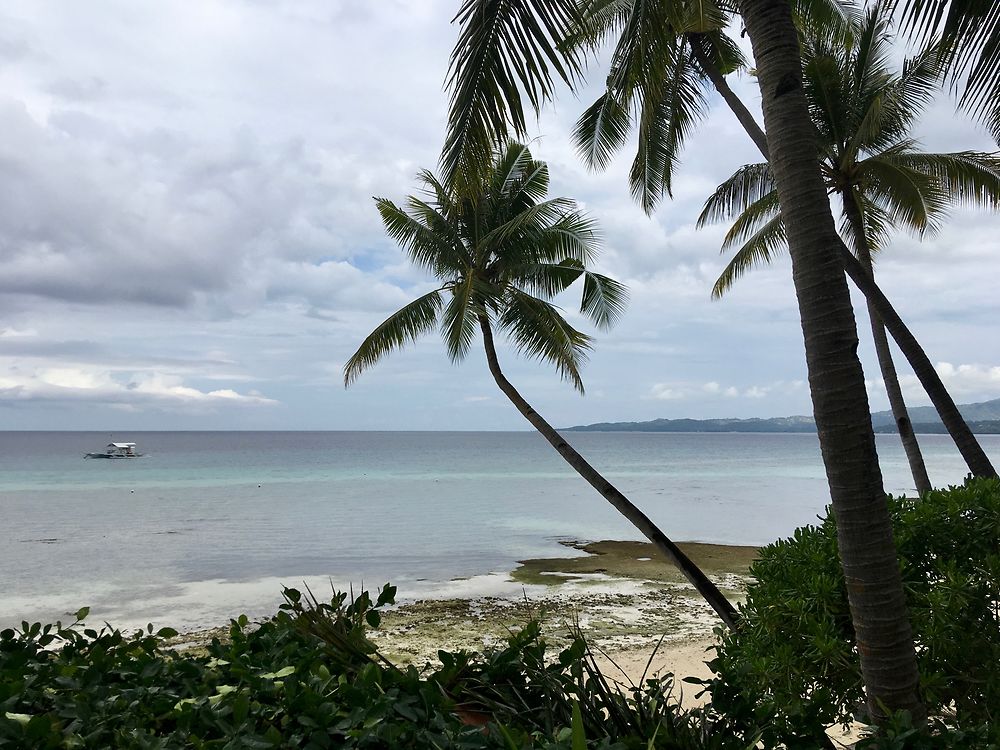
top-left (2, 430), bottom-right (997, 632)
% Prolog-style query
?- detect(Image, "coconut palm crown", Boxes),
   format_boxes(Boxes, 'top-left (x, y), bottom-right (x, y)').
top-left (699, 4), bottom-right (1000, 296)
top-left (346, 142), bottom-right (740, 629)
top-left (344, 142), bottom-right (626, 393)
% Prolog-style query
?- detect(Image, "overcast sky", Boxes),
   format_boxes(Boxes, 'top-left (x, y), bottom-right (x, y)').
top-left (1, 1), bottom-right (998, 431)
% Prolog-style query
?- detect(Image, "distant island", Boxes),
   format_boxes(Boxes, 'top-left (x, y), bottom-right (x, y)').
top-left (565, 398), bottom-right (1000, 434)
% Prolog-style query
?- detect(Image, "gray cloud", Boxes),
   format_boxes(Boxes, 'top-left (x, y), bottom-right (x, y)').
top-left (0, 1), bottom-right (996, 428)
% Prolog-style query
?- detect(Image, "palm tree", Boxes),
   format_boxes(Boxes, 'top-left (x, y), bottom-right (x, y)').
top-left (344, 142), bottom-right (738, 628)
top-left (566, 0), bottom-right (997, 481)
top-left (734, 0), bottom-right (923, 723)
top-left (698, 6), bottom-right (1000, 495)
top-left (441, 0), bottom-right (924, 723)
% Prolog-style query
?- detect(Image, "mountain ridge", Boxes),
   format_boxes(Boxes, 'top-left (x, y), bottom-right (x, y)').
top-left (564, 397), bottom-right (1000, 433)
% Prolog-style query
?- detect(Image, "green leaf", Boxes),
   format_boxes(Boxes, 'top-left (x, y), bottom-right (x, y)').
top-left (376, 584), bottom-right (397, 607)
top-left (156, 627), bottom-right (178, 639)
top-left (75, 607), bottom-right (89, 622)
top-left (571, 701), bottom-right (587, 750)
top-left (260, 666), bottom-right (295, 680)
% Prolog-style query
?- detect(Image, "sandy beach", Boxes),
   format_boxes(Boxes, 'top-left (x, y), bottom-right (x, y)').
top-left (365, 540), bottom-right (755, 695)
top-left (171, 539), bottom-right (753, 695)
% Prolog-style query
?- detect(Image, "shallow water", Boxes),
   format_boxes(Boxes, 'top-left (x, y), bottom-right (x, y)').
top-left (2, 430), bottom-right (997, 630)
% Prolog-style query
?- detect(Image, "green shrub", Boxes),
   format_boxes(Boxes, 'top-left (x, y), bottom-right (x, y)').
top-left (1, 584), bottom-right (740, 749)
top-left (703, 477), bottom-right (1000, 747)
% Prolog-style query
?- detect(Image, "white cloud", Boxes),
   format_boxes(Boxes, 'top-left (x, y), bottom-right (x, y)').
top-left (0, 1), bottom-right (996, 429)
top-left (897, 362), bottom-right (1000, 403)
top-left (0, 365), bottom-right (277, 409)
top-left (647, 379), bottom-right (805, 403)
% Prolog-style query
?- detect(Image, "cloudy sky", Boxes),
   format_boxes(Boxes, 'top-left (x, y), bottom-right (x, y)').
top-left (1, 1), bottom-right (998, 431)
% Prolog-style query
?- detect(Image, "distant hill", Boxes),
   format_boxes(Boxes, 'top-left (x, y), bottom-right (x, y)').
top-left (565, 397), bottom-right (1000, 433)
top-left (874, 420), bottom-right (1000, 435)
top-left (871, 397), bottom-right (1000, 427)
top-left (564, 416), bottom-right (817, 433)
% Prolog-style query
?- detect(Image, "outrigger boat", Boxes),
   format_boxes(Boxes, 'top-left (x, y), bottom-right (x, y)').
top-left (85, 442), bottom-right (143, 459)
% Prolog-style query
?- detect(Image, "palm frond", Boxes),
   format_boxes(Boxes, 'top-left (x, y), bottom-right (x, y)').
top-left (344, 289), bottom-right (445, 385)
top-left (860, 198), bottom-right (894, 255)
top-left (895, 0), bottom-right (1000, 122)
top-left (376, 198), bottom-right (467, 276)
top-left (573, 89), bottom-right (632, 171)
top-left (441, 277), bottom-right (480, 363)
top-left (791, 0), bottom-right (859, 40)
top-left (860, 156), bottom-right (949, 233)
top-left (853, 40), bottom-right (945, 156)
top-left (690, 30), bottom-right (747, 77)
top-left (562, 0), bottom-right (633, 54)
top-left (678, 0), bottom-right (729, 34)
top-left (885, 150), bottom-right (1000, 208)
top-left (719, 191), bottom-right (782, 251)
top-left (581, 271), bottom-right (628, 330)
top-left (801, 50), bottom-right (850, 153)
top-left (498, 288), bottom-right (592, 392)
top-left (533, 211), bottom-right (601, 265)
top-left (712, 214), bottom-right (788, 298)
top-left (630, 38), bottom-right (708, 212)
top-left (602, 0), bottom-right (684, 95)
top-left (443, 0), bottom-right (584, 187)
top-left (511, 259), bottom-right (585, 297)
top-left (480, 198), bottom-right (577, 253)
top-left (697, 163), bottom-right (774, 227)
top-left (490, 141), bottom-right (538, 199)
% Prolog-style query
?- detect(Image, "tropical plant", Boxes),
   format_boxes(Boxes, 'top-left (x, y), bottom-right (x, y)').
top-left (442, 0), bottom-right (996, 482)
top-left (896, 0), bottom-right (1000, 142)
top-left (704, 477), bottom-right (1000, 746)
top-left (698, 4), bottom-right (1000, 495)
top-left (563, 0), bottom-right (996, 484)
top-left (1, 585), bottom-right (746, 749)
top-left (343, 142), bottom-right (737, 628)
top-left (441, 0), bottom-right (924, 722)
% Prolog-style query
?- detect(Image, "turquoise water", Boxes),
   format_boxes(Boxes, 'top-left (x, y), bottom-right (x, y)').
top-left (2, 430), bottom-right (997, 630)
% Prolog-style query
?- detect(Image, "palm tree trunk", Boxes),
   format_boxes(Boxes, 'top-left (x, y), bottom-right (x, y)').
top-left (697, 40), bottom-right (998, 481)
top-left (690, 39), bottom-right (770, 158)
top-left (737, 0), bottom-right (923, 724)
top-left (476, 314), bottom-right (740, 630)
top-left (842, 194), bottom-right (933, 495)
top-left (839, 250), bottom-right (998, 479)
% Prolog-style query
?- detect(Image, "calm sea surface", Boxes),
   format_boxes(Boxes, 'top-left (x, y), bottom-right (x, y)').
top-left (2, 430), bottom-right (998, 631)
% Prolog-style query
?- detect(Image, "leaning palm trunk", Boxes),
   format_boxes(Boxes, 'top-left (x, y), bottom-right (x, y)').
top-left (737, 0), bottom-right (923, 723)
top-left (843, 196), bottom-right (932, 495)
top-left (839, 250), bottom-right (998, 480)
top-left (699, 45), bottom-right (997, 482)
top-left (477, 315), bottom-right (740, 630)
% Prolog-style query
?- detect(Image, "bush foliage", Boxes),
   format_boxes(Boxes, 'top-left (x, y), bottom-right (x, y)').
top-left (705, 477), bottom-right (1000, 747)
top-left (2, 585), bottom-right (739, 749)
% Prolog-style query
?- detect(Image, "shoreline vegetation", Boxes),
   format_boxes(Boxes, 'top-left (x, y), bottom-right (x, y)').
top-left (173, 540), bottom-right (757, 688)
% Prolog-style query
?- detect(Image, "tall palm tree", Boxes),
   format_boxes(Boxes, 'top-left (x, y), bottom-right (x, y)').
top-left (344, 142), bottom-right (738, 629)
top-left (734, 0), bottom-right (923, 722)
top-left (566, 0), bottom-right (997, 481)
top-left (699, 6), bottom-right (1000, 495)
top-left (441, 0), bottom-right (924, 723)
